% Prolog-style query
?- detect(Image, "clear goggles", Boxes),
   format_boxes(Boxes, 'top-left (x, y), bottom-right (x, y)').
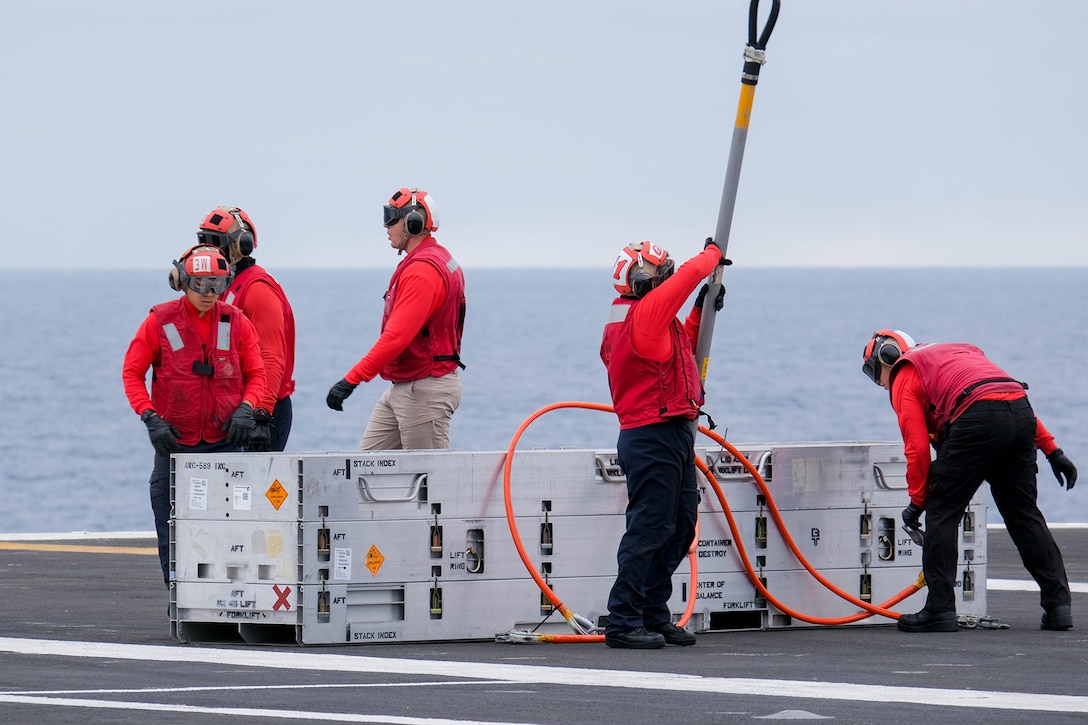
top-left (187, 276), bottom-right (231, 295)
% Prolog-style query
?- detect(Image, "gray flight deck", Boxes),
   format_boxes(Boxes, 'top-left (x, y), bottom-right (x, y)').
top-left (2, 526), bottom-right (1087, 724)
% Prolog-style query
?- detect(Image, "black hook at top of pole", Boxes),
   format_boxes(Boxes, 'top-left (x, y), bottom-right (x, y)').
top-left (748, 0), bottom-right (781, 51)
top-left (742, 0), bottom-right (781, 84)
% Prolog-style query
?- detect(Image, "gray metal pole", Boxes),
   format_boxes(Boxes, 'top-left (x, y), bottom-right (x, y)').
top-left (692, 0), bottom-right (780, 429)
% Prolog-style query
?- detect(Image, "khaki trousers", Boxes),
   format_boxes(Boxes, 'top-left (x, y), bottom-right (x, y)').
top-left (359, 372), bottom-right (462, 450)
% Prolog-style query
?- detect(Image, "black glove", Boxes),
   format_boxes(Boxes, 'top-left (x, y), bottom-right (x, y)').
top-left (141, 410), bottom-right (180, 456)
top-left (248, 407), bottom-right (274, 452)
top-left (902, 501), bottom-right (923, 529)
top-left (224, 402), bottom-right (256, 448)
top-left (326, 378), bottom-right (358, 411)
top-left (1047, 448), bottom-right (1077, 490)
top-left (704, 237), bottom-right (731, 266)
top-left (694, 283), bottom-right (726, 312)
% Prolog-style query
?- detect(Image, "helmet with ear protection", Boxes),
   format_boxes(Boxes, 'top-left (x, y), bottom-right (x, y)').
top-left (168, 245), bottom-right (234, 292)
top-left (611, 241), bottom-right (674, 297)
top-left (862, 329), bottom-right (916, 384)
top-left (197, 206), bottom-right (257, 258)
top-left (383, 188), bottom-right (439, 235)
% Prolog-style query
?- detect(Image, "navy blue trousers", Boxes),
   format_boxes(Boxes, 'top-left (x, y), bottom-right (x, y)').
top-left (924, 398), bottom-right (1070, 612)
top-left (149, 439), bottom-right (240, 587)
top-left (606, 419), bottom-right (698, 635)
top-left (268, 395), bottom-right (293, 452)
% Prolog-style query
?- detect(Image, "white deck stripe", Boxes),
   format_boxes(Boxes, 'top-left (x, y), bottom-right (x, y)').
top-left (988, 578), bottom-right (1088, 593)
top-left (0, 695), bottom-right (533, 724)
top-left (3, 637), bottom-right (1088, 715)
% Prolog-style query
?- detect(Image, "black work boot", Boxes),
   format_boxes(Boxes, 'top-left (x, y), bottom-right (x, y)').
top-left (897, 608), bottom-right (958, 633)
top-left (604, 627), bottom-right (666, 649)
top-left (647, 622), bottom-right (696, 646)
top-left (1041, 605), bottom-right (1073, 631)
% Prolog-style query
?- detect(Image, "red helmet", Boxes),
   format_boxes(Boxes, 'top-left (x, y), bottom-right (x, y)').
top-left (382, 188), bottom-right (439, 235)
top-left (169, 245), bottom-right (234, 294)
top-left (197, 206), bottom-right (257, 257)
top-left (862, 329), bottom-right (916, 384)
top-left (611, 241), bottom-right (674, 297)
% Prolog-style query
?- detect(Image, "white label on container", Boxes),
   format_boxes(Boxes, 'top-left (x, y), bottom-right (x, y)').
top-left (233, 485), bottom-right (252, 510)
top-left (334, 547), bottom-right (352, 581)
top-left (189, 478), bottom-right (208, 510)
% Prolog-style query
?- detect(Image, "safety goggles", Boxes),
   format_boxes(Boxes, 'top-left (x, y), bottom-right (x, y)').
top-left (861, 335), bottom-right (898, 384)
top-left (862, 353), bottom-right (882, 384)
top-left (187, 276), bottom-right (231, 295)
top-left (196, 230), bottom-right (232, 249)
top-left (383, 206), bottom-right (406, 227)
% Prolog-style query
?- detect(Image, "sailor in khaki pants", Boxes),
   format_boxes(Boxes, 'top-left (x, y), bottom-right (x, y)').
top-left (326, 187), bottom-right (467, 450)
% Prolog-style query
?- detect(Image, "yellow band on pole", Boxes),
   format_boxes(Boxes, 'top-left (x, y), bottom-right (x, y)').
top-left (734, 82), bottom-right (757, 130)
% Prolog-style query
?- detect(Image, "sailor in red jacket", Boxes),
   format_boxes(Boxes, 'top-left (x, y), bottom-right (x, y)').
top-left (599, 239), bottom-right (724, 649)
top-left (197, 205), bottom-right (297, 451)
top-left (122, 245), bottom-right (266, 586)
top-left (326, 188), bottom-right (466, 450)
top-left (863, 330), bottom-right (1078, 632)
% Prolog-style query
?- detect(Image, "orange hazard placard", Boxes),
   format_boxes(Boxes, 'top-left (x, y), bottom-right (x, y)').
top-left (265, 479), bottom-right (288, 510)
top-left (366, 545), bottom-right (385, 576)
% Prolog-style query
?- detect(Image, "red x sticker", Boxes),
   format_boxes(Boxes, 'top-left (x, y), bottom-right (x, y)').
top-left (272, 584), bottom-right (292, 610)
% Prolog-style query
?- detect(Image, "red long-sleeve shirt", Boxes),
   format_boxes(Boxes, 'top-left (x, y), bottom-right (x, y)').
top-left (890, 363), bottom-right (1058, 506)
top-left (628, 246), bottom-right (722, 361)
top-left (345, 261), bottom-right (446, 384)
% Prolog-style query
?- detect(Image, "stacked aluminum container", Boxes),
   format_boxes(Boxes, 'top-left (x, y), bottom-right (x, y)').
top-left (170, 443), bottom-right (986, 645)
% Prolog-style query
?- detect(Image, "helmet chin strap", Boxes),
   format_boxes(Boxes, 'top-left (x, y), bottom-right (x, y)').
top-left (395, 227), bottom-right (411, 255)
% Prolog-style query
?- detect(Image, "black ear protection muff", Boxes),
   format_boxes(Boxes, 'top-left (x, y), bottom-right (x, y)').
top-left (873, 336), bottom-right (902, 366)
top-left (404, 207), bottom-right (427, 236)
top-left (229, 209), bottom-right (255, 256)
top-left (862, 329), bottom-right (913, 384)
top-left (168, 257), bottom-right (187, 292)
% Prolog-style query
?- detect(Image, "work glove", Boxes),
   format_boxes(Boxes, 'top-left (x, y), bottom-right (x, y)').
top-left (141, 410), bottom-right (180, 456)
top-left (901, 501), bottom-right (923, 530)
top-left (224, 402), bottom-right (256, 448)
top-left (248, 407), bottom-right (274, 452)
top-left (1047, 448), bottom-right (1077, 490)
top-left (704, 237), bottom-right (732, 266)
top-left (694, 283), bottom-right (726, 312)
top-left (326, 378), bottom-right (358, 411)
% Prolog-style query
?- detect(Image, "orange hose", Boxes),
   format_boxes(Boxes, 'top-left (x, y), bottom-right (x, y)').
top-left (697, 426), bottom-right (918, 620)
top-left (501, 402), bottom-right (918, 641)
top-left (501, 401), bottom-right (696, 642)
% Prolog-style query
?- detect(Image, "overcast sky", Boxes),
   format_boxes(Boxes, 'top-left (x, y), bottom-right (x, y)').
top-left (3, 1), bottom-right (1086, 270)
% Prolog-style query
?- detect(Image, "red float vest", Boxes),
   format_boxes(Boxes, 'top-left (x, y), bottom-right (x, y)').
top-left (380, 239), bottom-right (466, 383)
top-left (223, 264), bottom-right (297, 401)
top-left (600, 297), bottom-right (704, 430)
top-left (892, 343), bottom-right (1026, 438)
top-left (150, 298), bottom-right (244, 445)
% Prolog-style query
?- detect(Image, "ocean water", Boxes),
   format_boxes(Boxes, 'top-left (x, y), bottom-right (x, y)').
top-left (1, 267), bottom-right (1084, 534)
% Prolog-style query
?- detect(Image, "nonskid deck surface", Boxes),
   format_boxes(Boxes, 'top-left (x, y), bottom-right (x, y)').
top-left (1, 527), bottom-right (1087, 724)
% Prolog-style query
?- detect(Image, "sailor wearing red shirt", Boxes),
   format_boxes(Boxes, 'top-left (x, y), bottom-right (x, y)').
top-left (326, 188), bottom-right (466, 450)
top-left (197, 205), bottom-right (297, 452)
top-left (863, 330), bottom-right (1078, 632)
top-left (599, 239), bottom-right (725, 649)
top-left (123, 245), bottom-right (266, 585)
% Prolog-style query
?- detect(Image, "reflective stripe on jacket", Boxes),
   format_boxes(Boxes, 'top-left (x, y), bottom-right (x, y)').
top-left (150, 298), bottom-right (244, 445)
